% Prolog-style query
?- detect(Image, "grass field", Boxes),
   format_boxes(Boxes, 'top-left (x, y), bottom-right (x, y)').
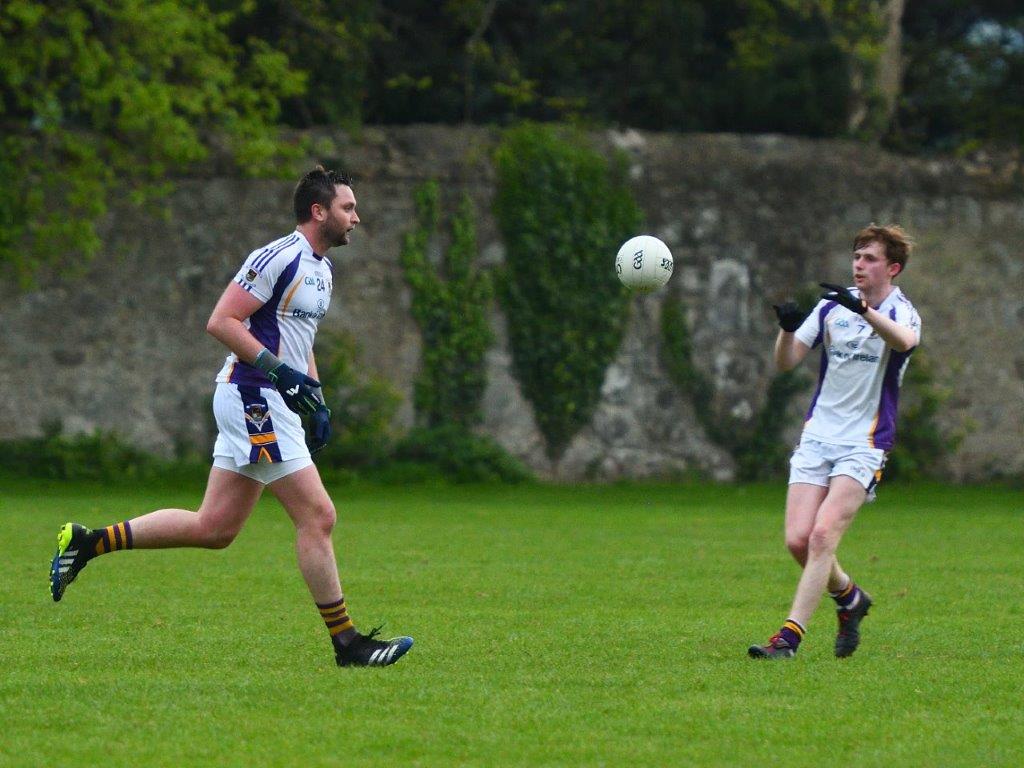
top-left (2, 479), bottom-right (1022, 767)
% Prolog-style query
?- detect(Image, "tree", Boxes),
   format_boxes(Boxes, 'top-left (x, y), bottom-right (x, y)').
top-left (211, 0), bottom-right (382, 128)
top-left (893, 0), bottom-right (1024, 152)
top-left (364, 1), bottom-right (743, 130)
top-left (730, 0), bottom-right (903, 139)
top-left (0, 0), bottom-right (304, 288)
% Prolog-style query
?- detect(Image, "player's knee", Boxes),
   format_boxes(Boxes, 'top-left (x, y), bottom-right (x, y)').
top-left (204, 526), bottom-right (238, 549)
top-left (213, 530), bottom-right (239, 549)
top-left (196, 517), bottom-right (239, 549)
top-left (785, 535), bottom-right (809, 563)
top-left (807, 524), bottom-right (838, 555)
top-left (308, 500), bottom-right (336, 535)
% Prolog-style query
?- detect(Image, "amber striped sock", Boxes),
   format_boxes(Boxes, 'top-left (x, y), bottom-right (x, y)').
top-left (317, 597), bottom-right (355, 641)
top-left (830, 580), bottom-right (863, 611)
top-left (779, 618), bottom-right (806, 649)
top-left (94, 522), bottom-right (133, 556)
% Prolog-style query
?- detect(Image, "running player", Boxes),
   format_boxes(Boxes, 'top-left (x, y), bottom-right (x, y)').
top-left (749, 224), bottom-right (921, 660)
top-left (50, 167), bottom-right (413, 668)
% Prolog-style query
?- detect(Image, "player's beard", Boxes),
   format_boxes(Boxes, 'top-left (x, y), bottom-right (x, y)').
top-left (322, 217), bottom-right (350, 248)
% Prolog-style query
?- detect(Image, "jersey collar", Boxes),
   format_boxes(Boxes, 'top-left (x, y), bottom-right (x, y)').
top-left (292, 229), bottom-right (322, 260)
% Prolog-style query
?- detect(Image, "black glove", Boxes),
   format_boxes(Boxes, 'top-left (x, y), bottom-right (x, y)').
top-left (307, 404), bottom-right (332, 453)
top-left (267, 363), bottom-right (322, 416)
top-left (819, 282), bottom-right (867, 315)
top-left (772, 302), bottom-right (808, 332)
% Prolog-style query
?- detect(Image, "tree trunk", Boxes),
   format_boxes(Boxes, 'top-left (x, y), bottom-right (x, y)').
top-left (877, 0), bottom-right (906, 126)
top-left (846, 0), bottom-right (905, 138)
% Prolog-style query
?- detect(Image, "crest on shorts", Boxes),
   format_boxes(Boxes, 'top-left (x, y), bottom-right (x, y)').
top-left (245, 403), bottom-right (271, 431)
top-left (244, 268), bottom-right (258, 282)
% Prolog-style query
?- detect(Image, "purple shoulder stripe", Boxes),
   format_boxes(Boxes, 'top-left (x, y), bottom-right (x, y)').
top-left (811, 301), bottom-right (836, 349)
top-left (252, 233), bottom-right (300, 273)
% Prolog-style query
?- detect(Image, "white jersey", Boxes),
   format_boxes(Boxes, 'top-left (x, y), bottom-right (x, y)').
top-left (215, 231), bottom-right (333, 388)
top-left (793, 285), bottom-right (921, 450)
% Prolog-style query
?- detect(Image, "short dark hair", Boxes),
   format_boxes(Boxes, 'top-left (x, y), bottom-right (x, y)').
top-left (293, 166), bottom-right (354, 223)
top-left (854, 223), bottom-right (914, 275)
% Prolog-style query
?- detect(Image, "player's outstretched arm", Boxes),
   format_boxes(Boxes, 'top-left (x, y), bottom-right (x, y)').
top-left (818, 283), bottom-right (916, 352)
top-left (862, 309), bottom-right (917, 352)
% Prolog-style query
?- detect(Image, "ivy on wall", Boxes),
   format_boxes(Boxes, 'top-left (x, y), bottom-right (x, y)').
top-left (312, 329), bottom-right (403, 469)
top-left (494, 123), bottom-right (641, 460)
top-left (884, 349), bottom-right (964, 481)
top-left (660, 295), bottom-right (806, 480)
top-left (400, 180), bottom-right (494, 428)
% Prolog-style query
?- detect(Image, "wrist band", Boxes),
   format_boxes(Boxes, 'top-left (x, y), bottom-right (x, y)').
top-left (253, 348), bottom-right (282, 373)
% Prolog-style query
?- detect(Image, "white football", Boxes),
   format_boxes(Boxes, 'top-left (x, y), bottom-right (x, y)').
top-left (615, 235), bottom-right (673, 290)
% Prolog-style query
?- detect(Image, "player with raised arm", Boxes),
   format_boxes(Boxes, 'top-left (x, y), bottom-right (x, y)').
top-left (749, 224), bottom-right (921, 660)
top-left (49, 167), bottom-right (413, 668)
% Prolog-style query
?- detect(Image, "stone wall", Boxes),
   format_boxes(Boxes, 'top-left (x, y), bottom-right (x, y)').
top-left (3, 126), bottom-right (1021, 481)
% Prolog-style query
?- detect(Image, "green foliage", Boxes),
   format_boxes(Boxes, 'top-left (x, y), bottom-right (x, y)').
top-left (388, 424), bottom-right (532, 484)
top-left (310, 329), bottom-right (403, 468)
top-left (394, 179), bottom-right (529, 483)
top-left (0, 421), bottom-right (161, 481)
top-left (0, 0), bottom-right (304, 288)
top-left (400, 181), bottom-right (494, 429)
top-left (893, 5), bottom-right (1024, 153)
top-left (494, 123), bottom-right (641, 460)
top-left (660, 295), bottom-right (807, 480)
top-left (211, 0), bottom-right (382, 128)
top-left (885, 349), bottom-right (964, 481)
top-left (366, 1), bottom-right (740, 128)
top-left (730, 0), bottom-right (887, 137)
top-left (659, 295), bottom-right (715, 416)
top-left (732, 370), bottom-right (809, 480)
top-left (311, 326), bottom-right (529, 484)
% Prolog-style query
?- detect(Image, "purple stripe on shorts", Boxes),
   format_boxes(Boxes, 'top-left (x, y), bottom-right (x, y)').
top-left (238, 386), bottom-right (282, 464)
top-left (229, 363), bottom-right (272, 388)
top-left (266, 442), bottom-right (283, 462)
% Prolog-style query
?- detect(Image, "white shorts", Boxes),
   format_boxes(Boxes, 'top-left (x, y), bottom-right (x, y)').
top-left (212, 383), bottom-right (312, 483)
top-left (788, 437), bottom-right (887, 501)
top-left (212, 455), bottom-right (312, 484)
